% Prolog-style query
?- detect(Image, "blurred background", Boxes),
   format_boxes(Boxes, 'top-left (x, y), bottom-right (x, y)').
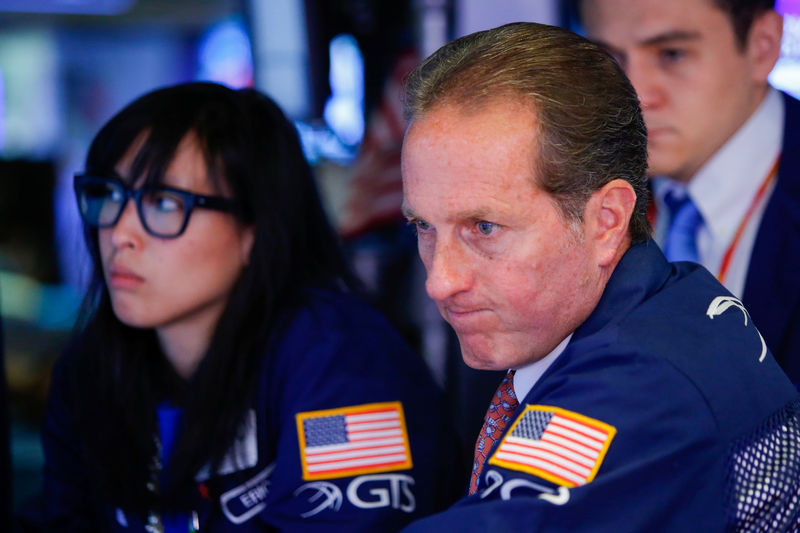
top-left (2, 0), bottom-right (800, 513)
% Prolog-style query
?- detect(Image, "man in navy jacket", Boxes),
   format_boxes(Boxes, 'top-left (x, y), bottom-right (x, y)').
top-left (580, 0), bottom-right (800, 384)
top-left (400, 21), bottom-right (800, 531)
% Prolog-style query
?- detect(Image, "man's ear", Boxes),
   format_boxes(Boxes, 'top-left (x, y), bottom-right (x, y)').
top-left (584, 179), bottom-right (636, 267)
top-left (747, 9), bottom-right (783, 82)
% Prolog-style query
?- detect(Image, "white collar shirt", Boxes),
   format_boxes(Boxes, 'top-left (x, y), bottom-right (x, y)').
top-left (512, 334), bottom-right (572, 402)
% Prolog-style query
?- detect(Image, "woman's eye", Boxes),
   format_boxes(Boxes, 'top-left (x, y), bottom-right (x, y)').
top-left (416, 219), bottom-right (432, 232)
top-left (146, 191), bottom-right (183, 213)
top-left (477, 221), bottom-right (497, 235)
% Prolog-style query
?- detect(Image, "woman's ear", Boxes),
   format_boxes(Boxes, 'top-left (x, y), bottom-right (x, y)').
top-left (584, 179), bottom-right (636, 267)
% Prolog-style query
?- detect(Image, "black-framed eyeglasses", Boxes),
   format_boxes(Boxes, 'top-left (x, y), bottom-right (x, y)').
top-left (74, 174), bottom-right (237, 238)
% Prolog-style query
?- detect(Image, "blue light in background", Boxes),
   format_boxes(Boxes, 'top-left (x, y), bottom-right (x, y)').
top-left (771, 2), bottom-right (800, 98)
top-left (0, 69), bottom-right (5, 152)
top-left (778, 0), bottom-right (800, 15)
top-left (294, 33), bottom-right (365, 164)
top-left (197, 17), bottom-right (254, 88)
top-left (323, 33), bottom-right (365, 148)
top-left (0, 0), bottom-right (134, 15)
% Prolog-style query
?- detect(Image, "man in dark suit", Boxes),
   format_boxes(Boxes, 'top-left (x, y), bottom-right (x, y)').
top-left (579, 0), bottom-right (800, 383)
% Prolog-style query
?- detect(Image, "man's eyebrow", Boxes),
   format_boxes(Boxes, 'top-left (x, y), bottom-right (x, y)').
top-left (460, 208), bottom-right (493, 221)
top-left (400, 205), bottom-right (494, 222)
top-left (639, 30), bottom-right (702, 47)
top-left (593, 30), bottom-right (702, 54)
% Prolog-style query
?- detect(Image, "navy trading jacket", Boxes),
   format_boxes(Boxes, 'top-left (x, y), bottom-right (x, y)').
top-left (32, 288), bottom-right (461, 532)
top-left (402, 241), bottom-right (798, 533)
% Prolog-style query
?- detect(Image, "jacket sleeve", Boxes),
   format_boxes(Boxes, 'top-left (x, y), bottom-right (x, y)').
top-left (253, 296), bottom-right (462, 532)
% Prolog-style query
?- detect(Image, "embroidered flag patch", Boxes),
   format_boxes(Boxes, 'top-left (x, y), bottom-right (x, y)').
top-left (488, 405), bottom-right (616, 488)
top-left (296, 401), bottom-right (413, 480)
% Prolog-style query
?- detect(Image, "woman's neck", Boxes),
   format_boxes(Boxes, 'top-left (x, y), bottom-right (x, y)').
top-left (156, 322), bottom-right (213, 380)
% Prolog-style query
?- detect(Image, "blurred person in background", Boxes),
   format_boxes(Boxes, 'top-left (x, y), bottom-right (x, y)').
top-left (17, 82), bottom-right (459, 532)
top-left (579, 0), bottom-right (800, 383)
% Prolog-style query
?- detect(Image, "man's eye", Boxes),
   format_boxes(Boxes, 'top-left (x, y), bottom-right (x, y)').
top-left (477, 221), bottom-right (497, 235)
top-left (659, 48), bottom-right (686, 63)
top-left (416, 219), bottom-right (432, 232)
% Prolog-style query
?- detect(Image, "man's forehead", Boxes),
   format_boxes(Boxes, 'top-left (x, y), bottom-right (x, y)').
top-left (404, 99), bottom-right (539, 158)
top-left (402, 99), bottom-right (540, 184)
top-left (582, 0), bottom-right (721, 19)
top-left (583, 0), bottom-right (725, 44)
top-left (402, 159), bottom-right (540, 225)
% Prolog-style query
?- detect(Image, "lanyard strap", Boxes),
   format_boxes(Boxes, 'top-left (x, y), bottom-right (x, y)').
top-left (717, 154), bottom-right (781, 284)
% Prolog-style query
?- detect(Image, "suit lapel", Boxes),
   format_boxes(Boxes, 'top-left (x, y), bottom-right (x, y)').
top-left (743, 92), bottom-right (800, 372)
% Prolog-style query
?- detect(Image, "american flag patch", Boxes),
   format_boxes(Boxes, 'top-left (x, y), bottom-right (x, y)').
top-left (296, 401), bottom-right (413, 480)
top-left (488, 405), bottom-right (616, 488)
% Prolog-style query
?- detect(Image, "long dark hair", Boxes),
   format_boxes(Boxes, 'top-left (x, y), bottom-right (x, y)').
top-left (69, 82), bottom-right (356, 512)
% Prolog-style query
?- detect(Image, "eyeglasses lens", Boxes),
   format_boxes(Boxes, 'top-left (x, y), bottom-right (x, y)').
top-left (140, 190), bottom-right (187, 237)
top-left (78, 181), bottom-right (125, 227)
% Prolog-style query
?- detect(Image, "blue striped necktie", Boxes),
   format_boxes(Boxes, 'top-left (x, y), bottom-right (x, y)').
top-left (663, 190), bottom-right (703, 263)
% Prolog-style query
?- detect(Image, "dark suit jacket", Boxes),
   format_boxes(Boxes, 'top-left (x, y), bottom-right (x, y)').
top-left (743, 91), bottom-right (800, 385)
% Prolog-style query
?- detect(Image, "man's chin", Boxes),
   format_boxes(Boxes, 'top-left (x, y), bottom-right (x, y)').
top-left (459, 343), bottom-right (508, 371)
top-left (646, 150), bottom-right (691, 182)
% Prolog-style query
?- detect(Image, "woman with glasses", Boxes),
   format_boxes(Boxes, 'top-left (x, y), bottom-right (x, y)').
top-left (28, 82), bottom-right (458, 531)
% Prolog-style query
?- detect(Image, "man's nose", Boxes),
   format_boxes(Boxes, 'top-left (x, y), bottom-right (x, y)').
top-left (424, 237), bottom-right (473, 302)
top-left (625, 57), bottom-right (667, 111)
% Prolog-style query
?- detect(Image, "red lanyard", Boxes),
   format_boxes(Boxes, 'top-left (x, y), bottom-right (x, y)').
top-left (717, 154), bottom-right (780, 284)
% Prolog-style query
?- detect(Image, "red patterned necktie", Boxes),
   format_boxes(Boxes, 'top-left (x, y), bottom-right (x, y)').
top-left (468, 369), bottom-right (518, 495)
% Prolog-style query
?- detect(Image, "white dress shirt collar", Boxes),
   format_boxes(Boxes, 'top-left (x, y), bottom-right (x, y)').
top-left (512, 333), bottom-right (572, 402)
top-left (687, 87), bottom-right (783, 254)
